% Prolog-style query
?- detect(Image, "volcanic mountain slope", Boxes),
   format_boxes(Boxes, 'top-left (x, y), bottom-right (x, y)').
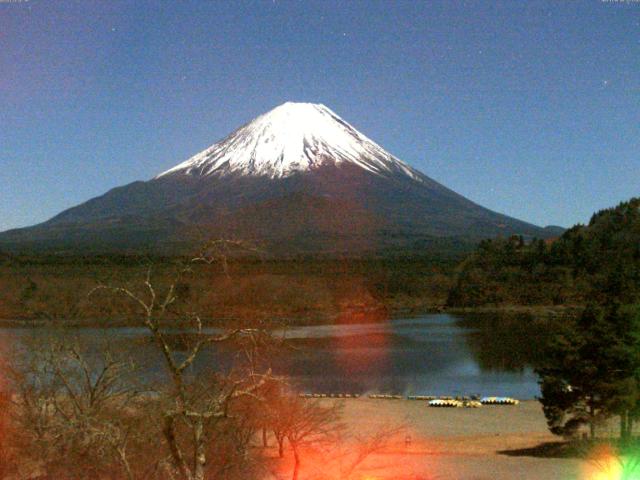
top-left (0, 102), bottom-right (556, 254)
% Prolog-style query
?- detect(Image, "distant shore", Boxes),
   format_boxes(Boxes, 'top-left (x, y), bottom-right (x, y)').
top-left (0, 303), bottom-right (580, 328)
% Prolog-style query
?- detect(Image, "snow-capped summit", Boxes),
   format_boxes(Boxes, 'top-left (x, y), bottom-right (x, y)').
top-left (157, 102), bottom-right (420, 180)
top-left (0, 102), bottom-right (555, 254)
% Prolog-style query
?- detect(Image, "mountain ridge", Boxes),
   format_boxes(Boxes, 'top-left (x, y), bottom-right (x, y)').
top-left (0, 102), bottom-right (558, 255)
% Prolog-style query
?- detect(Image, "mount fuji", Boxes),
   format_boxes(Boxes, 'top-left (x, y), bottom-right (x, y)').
top-left (0, 102), bottom-right (557, 254)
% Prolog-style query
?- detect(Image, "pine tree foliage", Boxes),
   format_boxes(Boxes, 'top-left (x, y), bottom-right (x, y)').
top-left (535, 305), bottom-right (640, 439)
top-left (448, 198), bottom-right (640, 307)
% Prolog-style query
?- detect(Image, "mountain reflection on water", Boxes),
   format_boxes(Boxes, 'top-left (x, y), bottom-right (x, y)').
top-left (2, 313), bottom-right (558, 399)
top-left (275, 313), bottom-right (557, 399)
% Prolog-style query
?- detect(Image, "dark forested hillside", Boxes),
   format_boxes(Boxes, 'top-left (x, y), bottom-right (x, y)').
top-left (0, 251), bottom-right (463, 324)
top-left (447, 198), bottom-right (640, 307)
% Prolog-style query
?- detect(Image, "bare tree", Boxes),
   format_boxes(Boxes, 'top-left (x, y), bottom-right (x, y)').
top-left (7, 334), bottom-right (150, 480)
top-left (332, 424), bottom-right (405, 480)
top-left (90, 240), bottom-right (273, 480)
top-left (286, 398), bottom-right (344, 480)
top-left (263, 388), bottom-right (402, 480)
top-left (262, 386), bottom-right (343, 480)
top-left (0, 387), bottom-right (16, 479)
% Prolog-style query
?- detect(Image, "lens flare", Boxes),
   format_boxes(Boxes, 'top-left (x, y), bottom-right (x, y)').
top-left (330, 285), bottom-right (391, 388)
top-left (581, 444), bottom-right (624, 480)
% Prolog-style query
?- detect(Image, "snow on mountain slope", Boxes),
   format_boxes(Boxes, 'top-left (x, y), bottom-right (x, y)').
top-left (157, 102), bottom-right (421, 181)
top-left (0, 101), bottom-right (557, 253)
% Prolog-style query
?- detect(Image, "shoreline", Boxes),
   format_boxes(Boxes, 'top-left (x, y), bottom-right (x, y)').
top-left (267, 398), bottom-right (587, 479)
top-left (0, 304), bottom-right (578, 328)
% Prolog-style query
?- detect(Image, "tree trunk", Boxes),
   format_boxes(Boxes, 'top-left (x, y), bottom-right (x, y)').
top-left (116, 446), bottom-right (134, 480)
top-left (193, 419), bottom-right (207, 480)
top-left (262, 427), bottom-right (268, 447)
top-left (277, 436), bottom-right (284, 458)
top-left (621, 410), bottom-right (628, 441)
top-left (624, 410), bottom-right (633, 441)
top-left (589, 403), bottom-right (596, 439)
top-left (164, 415), bottom-right (192, 480)
top-left (292, 444), bottom-right (300, 480)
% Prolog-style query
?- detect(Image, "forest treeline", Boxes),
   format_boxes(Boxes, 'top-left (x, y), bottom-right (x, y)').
top-left (447, 198), bottom-right (640, 308)
top-left (2, 198), bottom-right (639, 323)
top-left (0, 252), bottom-right (459, 324)
top-left (444, 197), bottom-right (640, 446)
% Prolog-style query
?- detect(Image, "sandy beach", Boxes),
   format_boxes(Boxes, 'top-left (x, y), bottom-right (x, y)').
top-left (267, 399), bottom-right (591, 480)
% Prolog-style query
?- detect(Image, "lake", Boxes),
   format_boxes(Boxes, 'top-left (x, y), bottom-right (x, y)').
top-left (275, 313), bottom-right (548, 399)
top-left (0, 313), bottom-right (553, 399)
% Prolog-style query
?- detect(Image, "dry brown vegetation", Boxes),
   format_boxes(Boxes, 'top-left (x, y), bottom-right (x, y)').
top-left (0, 244), bottom-right (407, 480)
top-left (0, 337), bottom-right (403, 480)
top-left (0, 255), bottom-right (456, 325)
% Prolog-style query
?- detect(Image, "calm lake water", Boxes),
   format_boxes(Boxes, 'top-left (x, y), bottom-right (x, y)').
top-left (1, 313), bottom-right (552, 399)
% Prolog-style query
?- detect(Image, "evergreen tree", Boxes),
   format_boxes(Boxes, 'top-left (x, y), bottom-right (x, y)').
top-left (536, 305), bottom-right (640, 439)
top-left (448, 197), bottom-right (640, 307)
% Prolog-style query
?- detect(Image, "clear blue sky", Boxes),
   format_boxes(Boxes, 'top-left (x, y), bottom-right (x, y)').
top-left (1, 0), bottom-right (638, 232)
